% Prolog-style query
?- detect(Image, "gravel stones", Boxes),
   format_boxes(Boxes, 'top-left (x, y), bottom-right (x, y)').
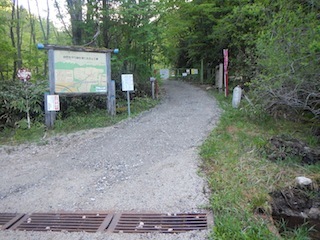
top-left (0, 80), bottom-right (221, 240)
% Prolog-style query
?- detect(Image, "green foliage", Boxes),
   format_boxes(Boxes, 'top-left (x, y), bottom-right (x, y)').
top-left (58, 95), bottom-right (107, 119)
top-left (54, 109), bottom-right (125, 133)
top-left (0, 121), bottom-right (45, 144)
top-left (0, 79), bottom-right (47, 128)
top-left (212, 213), bottom-right (275, 240)
top-left (201, 91), bottom-right (318, 239)
top-left (160, 0), bottom-right (267, 76)
top-left (161, 0), bottom-right (319, 125)
top-left (0, 96), bottom-right (158, 144)
top-left (249, 1), bottom-right (320, 121)
top-left (110, 0), bottom-right (161, 91)
top-left (130, 96), bottom-right (158, 113)
top-left (277, 220), bottom-right (313, 240)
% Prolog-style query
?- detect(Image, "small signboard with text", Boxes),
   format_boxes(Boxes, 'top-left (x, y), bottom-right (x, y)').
top-left (47, 95), bottom-right (60, 111)
top-left (121, 74), bottom-right (134, 117)
top-left (160, 69), bottom-right (169, 80)
top-left (121, 74), bottom-right (134, 91)
top-left (191, 69), bottom-right (198, 75)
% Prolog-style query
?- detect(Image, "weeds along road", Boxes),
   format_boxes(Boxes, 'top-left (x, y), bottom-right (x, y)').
top-left (0, 80), bottom-right (221, 240)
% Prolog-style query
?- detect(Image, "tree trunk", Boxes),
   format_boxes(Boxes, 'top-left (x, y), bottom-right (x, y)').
top-left (27, 0), bottom-right (38, 74)
top-left (67, 0), bottom-right (83, 45)
top-left (10, 0), bottom-right (16, 79)
top-left (16, 0), bottom-right (22, 70)
top-left (102, 0), bottom-right (110, 48)
top-left (54, 0), bottom-right (72, 38)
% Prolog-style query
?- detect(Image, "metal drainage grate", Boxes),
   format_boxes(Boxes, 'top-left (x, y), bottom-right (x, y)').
top-left (108, 213), bottom-right (208, 233)
top-left (0, 213), bottom-right (25, 230)
top-left (1, 212), bottom-right (210, 234)
top-left (10, 212), bottom-right (113, 233)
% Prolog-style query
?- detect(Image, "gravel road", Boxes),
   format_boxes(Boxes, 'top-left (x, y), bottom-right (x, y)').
top-left (0, 80), bottom-right (221, 240)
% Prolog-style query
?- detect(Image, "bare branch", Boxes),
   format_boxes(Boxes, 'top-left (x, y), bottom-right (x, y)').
top-left (54, 0), bottom-right (72, 38)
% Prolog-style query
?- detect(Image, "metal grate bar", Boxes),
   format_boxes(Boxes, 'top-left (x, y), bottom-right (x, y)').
top-left (0, 213), bottom-right (25, 230)
top-left (97, 214), bottom-right (114, 232)
top-left (12, 212), bottom-right (112, 233)
top-left (112, 213), bottom-right (208, 233)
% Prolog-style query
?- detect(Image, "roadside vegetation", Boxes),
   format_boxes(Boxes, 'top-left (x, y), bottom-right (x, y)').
top-left (201, 92), bottom-right (320, 239)
top-left (0, 97), bottom-right (158, 145)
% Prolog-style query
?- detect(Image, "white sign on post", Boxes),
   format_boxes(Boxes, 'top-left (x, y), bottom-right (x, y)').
top-left (121, 74), bottom-right (134, 91)
top-left (47, 95), bottom-right (60, 111)
top-left (121, 74), bottom-right (134, 117)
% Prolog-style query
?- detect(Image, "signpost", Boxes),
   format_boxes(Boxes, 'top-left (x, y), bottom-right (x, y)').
top-left (37, 44), bottom-right (119, 128)
top-left (150, 77), bottom-right (156, 99)
top-left (223, 49), bottom-right (229, 97)
top-left (121, 74), bottom-right (134, 117)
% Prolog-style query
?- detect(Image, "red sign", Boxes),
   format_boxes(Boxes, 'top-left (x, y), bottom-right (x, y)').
top-left (223, 49), bottom-right (228, 73)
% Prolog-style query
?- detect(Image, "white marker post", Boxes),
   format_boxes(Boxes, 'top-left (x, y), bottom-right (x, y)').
top-left (150, 77), bottom-right (156, 99)
top-left (121, 74), bottom-right (134, 117)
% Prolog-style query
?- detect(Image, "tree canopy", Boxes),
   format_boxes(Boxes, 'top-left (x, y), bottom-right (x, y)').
top-left (0, 0), bottom-right (319, 128)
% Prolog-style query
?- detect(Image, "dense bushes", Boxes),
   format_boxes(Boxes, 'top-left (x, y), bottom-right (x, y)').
top-left (250, 3), bottom-right (320, 122)
top-left (0, 79), bottom-right (47, 129)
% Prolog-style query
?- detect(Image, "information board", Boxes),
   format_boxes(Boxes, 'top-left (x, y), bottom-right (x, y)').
top-left (54, 50), bottom-right (107, 93)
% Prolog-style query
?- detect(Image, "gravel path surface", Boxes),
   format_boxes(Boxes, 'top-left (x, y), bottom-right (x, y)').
top-left (0, 80), bottom-right (221, 240)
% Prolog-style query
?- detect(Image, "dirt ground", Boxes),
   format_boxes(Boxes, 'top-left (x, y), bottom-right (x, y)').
top-left (267, 136), bottom-right (320, 238)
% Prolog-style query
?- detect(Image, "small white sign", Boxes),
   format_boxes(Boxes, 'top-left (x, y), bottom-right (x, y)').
top-left (47, 95), bottom-right (60, 111)
top-left (182, 73), bottom-right (188, 77)
top-left (160, 69), bottom-right (169, 79)
top-left (121, 74), bottom-right (134, 91)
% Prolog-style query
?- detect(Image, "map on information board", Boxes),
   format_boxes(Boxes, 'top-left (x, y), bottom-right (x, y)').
top-left (54, 50), bottom-right (107, 93)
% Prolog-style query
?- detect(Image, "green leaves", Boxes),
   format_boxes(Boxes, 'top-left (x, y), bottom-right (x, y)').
top-left (250, 1), bottom-right (320, 121)
top-left (0, 80), bottom-right (48, 128)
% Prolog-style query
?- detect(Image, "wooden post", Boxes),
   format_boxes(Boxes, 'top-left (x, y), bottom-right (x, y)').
top-left (106, 52), bottom-right (114, 114)
top-left (45, 49), bottom-right (56, 128)
top-left (151, 81), bottom-right (155, 99)
top-left (200, 58), bottom-right (204, 84)
top-left (127, 91), bottom-right (131, 117)
top-left (218, 63), bottom-right (223, 92)
top-left (223, 49), bottom-right (229, 97)
top-left (110, 80), bottom-right (116, 116)
top-left (44, 92), bottom-right (50, 127)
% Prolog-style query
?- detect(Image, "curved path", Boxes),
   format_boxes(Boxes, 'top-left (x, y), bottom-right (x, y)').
top-left (0, 80), bottom-right (221, 240)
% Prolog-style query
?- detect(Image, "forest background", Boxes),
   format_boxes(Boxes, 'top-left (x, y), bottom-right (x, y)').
top-left (0, 0), bottom-right (319, 134)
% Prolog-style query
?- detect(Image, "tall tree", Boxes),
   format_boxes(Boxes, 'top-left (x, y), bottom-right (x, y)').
top-left (66, 0), bottom-right (83, 45)
top-left (10, 0), bottom-right (23, 78)
top-left (0, 0), bottom-right (14, 80)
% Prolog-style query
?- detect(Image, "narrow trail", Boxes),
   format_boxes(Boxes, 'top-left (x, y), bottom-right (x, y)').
top-left (0, 80), bottom-right (221, 240)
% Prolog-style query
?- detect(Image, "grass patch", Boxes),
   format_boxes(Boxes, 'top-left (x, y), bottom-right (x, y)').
top-left (201, 92), bottom-right (320, 239)
top-left (0, 97), bottom-right (159, 145)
